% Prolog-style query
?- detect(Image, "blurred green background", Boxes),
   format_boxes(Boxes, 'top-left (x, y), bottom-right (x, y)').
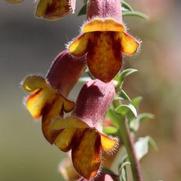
top-left (0, 0), bottom-right (181, 181)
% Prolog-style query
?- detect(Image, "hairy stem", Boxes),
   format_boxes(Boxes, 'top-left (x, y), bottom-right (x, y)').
top-left (119, 119), bottom-right (144, 181)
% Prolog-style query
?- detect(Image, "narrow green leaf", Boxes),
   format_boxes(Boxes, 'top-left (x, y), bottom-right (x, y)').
top-left (119, 89), bottom-right (132, 102)
top-left (131, 96), bottom-right (142, 109)
top-left (115, 104), bottom-right (137, 118)
top-left (115, 68), bottom-right (137, 91)
top-left (149, 137), bottom-right (158, 151)
top-left (114, 95), bottom-right (124, 102)
top-left (119, 68), bottom-right (137, 82)
top-left (119, 154), bottom-right (129, 165)
top-left (118, 155), bottom-right (130, 181)
top-left (138, 113), bottom-right (154, 122)
top-left (123, 11), bottom-right (149, 20)
top-left (122, 7), bottom-right (130, 12)
top-left (120, 167), bottom-right (127, 181)
top-left (129, 118), bottom-right (140, 132)
top-left (130, 113), bottom-right (154, 132)
top-left (122, 1), bottom-right (134, 12)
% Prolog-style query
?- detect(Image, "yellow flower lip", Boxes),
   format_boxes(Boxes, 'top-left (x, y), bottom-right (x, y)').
top-left (22, 75), bottom-right (74, 120)
top-left (22, 75), bottom-right (75, 143)
top-left (68, 25), bottom-right (140, 82)
top-left (52, 116), bottom-right (118, 179)
top-left (35, 0), bottom-right (75, 20)
top-left (22, 75), bottom-right (47, 92)
top-left (51, 116), bottom-right (89, 130)
top-left (81, 18), bottom-right (125, 33)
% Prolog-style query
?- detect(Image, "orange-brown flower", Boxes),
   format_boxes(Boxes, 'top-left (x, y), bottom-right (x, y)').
top-left (51, 79), bottom-right (118, 179)
top-left (6, 0), bottom-right (76, 20)
top-left (22, 50), bottom-right (86, 143)
top-left (68, 0), bottom-right (140, 82)
top-left (36, 0), bottom-right (76, 20)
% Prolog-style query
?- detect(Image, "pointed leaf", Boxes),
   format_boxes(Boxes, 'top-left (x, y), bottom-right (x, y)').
top-left (149, 137), bottom-right (158, 151)
top-left (118, 156), bottom-right (130, 181)
top-left (122, 1), bottom-right (134, 12)
top-left (115, 104), bottom-right (137, 118)
top-left (123, 11), bottom-right (149, 20)
top-left (131, 96), bottom-right (142, 109)
top-left (120, 68), bottom-right (137, 81)
top-left (119, 89), bottom-right (131, 101)
top-left (130, 113), bottom-right (154, 132)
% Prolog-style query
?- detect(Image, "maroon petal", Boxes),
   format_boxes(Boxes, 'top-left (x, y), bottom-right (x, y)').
top-left (46, 50), bottom-right (86, 96)
top-left (74, 79), bottom-right (115, 127)
top-left (87, 0), bottom-right (122, 23)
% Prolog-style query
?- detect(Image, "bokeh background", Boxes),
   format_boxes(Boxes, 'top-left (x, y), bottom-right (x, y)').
top-left (0, 0), bottom-right (181, 180)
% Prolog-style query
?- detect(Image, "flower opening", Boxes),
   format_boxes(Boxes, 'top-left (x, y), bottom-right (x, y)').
top-left (68, 0), bottom-right (140, 82)
top-left (51, 79), bottom-right (118, 179)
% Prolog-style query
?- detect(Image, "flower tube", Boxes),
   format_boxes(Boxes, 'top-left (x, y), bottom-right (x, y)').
top-left (52, 79), bottom-right (118, 179)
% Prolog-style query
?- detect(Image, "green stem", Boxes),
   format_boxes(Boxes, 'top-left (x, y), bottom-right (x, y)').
top-left (119, 119), bottom-right (144, 181)
top-left (122, 1), bottom-right (134, 12)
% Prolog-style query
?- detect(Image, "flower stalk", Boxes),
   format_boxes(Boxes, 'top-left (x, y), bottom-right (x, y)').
top-left (16, 0), bottom-right (152, 180)
top-left (119, 118), bottom-right (144, 181)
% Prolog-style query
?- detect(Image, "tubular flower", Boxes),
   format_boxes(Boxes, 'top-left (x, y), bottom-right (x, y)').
top-left (36, 0), bottom-right (76, 20)
top-left (68, 0), bottom-right (140, 82)
top-left (51, 79), bottom-right (118, 179)
top-left (22, 50), bottom-right (86, 143)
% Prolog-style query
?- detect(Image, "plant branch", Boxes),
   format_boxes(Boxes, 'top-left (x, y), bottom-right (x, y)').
top-left (119, 119), bottom-right (144, 181)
